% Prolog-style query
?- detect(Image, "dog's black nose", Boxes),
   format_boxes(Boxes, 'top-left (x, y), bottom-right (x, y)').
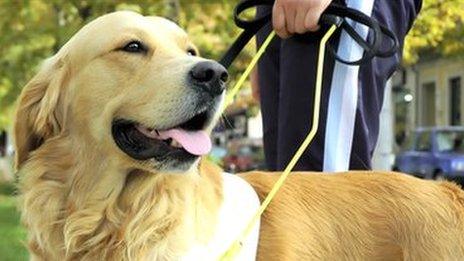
top-left (190, 61), bottom-right (228, 96)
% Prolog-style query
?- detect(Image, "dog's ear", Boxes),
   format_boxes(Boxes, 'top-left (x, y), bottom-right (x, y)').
top-left (14, 56), bottom-right (69, 169)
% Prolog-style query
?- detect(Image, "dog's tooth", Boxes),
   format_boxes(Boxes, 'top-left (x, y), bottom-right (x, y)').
top-left (171, 140), bottom-right (182, 148)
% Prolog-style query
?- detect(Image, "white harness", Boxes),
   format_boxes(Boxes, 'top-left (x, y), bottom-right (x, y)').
top-left (182, 173), bottom-right (260, 260)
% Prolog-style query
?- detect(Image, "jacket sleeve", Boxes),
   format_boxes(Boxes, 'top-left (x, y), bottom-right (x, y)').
top-left (373, 0), bottom-right (423, 59)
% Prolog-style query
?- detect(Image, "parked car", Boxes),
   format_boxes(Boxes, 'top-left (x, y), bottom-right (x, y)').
top-left (393, 127), bottom-right (464, 180)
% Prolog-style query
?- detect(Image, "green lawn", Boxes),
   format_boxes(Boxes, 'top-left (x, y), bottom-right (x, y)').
top-left (0, 184), bottom-right (28, 261)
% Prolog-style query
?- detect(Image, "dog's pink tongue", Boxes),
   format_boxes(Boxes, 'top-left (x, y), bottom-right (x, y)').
top-left (159, 129), bottom-right (211, 156)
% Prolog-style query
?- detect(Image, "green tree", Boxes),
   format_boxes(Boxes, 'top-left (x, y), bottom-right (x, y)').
top-left (0, 0), bottom-right (254, 130)
top-left (404, 0), bottom-right (464, 64)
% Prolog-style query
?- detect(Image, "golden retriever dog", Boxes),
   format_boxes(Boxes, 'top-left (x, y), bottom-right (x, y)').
top-left (14, 10), bottom-right (464, 261)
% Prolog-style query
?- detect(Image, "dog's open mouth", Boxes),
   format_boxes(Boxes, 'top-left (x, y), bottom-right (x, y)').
top-left (112, 109), bottom-right (213, 162)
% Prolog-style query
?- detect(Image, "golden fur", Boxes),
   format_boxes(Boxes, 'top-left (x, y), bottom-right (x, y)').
top-left (14, 10), bottom-right (464, 261)
top-left (240, 171), bottom-right (464, 260)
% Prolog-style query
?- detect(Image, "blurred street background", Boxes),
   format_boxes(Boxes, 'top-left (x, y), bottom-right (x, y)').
top-left (0, 0), bottom-right (464, 260)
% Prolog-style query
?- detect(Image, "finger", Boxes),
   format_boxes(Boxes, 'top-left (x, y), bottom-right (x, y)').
top-left (303, 9), bottom-right (322, 32)
top-left (294, 4), bottom-right (311, 34)
top-left (273, 3), bottom-right (290, 38)
top-left (284, 4), bottom-right (296, 35)
top-left (304, 0), bottom-right (332, 32)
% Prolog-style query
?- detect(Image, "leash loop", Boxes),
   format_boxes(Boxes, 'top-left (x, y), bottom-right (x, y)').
top-left (219, 0), bottom-right (399, 68)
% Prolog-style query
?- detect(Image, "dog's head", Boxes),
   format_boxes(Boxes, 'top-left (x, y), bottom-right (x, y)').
top-left (14, 11), bottom-right (227, 173)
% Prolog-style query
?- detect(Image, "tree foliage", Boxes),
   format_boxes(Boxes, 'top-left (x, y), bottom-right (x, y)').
top-left (403, 0), bottom-right (464, 64)
top-left (1, 0), bottom-right (463, 129)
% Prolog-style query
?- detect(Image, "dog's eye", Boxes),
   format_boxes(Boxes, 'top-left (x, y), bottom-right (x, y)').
top-left (187, 48), bottom-right (197, 56)
top-left (121, 41), bottom-right (146, 53)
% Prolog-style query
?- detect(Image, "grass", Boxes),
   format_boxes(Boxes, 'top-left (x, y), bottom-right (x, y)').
top-left (0, 183), bottom-right (28, 261)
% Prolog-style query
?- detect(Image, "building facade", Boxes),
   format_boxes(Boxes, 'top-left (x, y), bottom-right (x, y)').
top-left (392, 57), bottom-right (464, 144)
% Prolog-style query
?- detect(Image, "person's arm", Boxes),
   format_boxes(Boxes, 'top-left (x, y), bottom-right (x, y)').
top-left (272, 0), bottom-right (332, 38)
top-left (369, 0), bottom-right (422, 79)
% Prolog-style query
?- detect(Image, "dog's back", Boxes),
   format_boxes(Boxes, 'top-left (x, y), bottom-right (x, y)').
top-left (239, 171), bottom-right (464, 260)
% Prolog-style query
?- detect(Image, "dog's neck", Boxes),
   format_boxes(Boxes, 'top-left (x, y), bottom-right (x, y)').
top-left (19, 135), bottom-right (223, 260)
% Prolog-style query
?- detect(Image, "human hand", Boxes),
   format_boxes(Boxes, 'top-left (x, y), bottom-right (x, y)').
top-left (272, 0), bottom-right (332, 38)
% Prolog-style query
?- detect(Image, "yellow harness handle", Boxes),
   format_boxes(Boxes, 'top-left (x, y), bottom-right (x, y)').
top-left (219, 24), bottom-right (338, 260)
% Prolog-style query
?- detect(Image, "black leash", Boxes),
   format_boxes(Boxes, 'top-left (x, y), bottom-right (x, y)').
top-left (219, 0), bottom-right (399, 69)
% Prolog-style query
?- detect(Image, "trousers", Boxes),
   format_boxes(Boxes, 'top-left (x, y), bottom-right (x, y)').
top-left (257, 0), bottom-right (422, 171)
